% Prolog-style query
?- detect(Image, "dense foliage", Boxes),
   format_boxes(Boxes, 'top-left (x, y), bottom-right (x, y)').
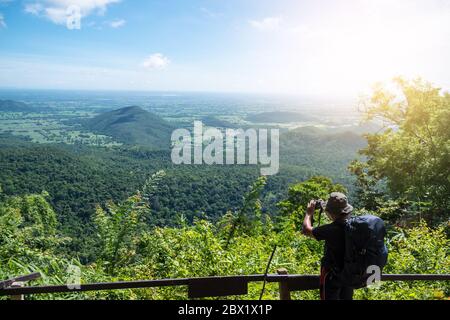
top-left (0, 127), bottom-right (363, 262)
top-left (350, 78), bottom-right (450, 225)
top-left (0, 176), bottom-right (448, 300)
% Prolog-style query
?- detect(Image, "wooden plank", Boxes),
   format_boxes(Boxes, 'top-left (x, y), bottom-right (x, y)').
top-left (276, 268), bottom-right (291, 300)
top-left (287, 275), bottom-right (320, 292)
top-left (188, 277), bottom-right (249, 299)
top-left (10, 282), bottom-right (25, 301)
top-left (381, 274), bottom-right (450, 281)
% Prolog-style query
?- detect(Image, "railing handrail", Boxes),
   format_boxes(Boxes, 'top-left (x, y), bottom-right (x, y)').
top-left (1, 272), bottom-right (449, 299)
top-left (0, 272), bottom-right (41, 290)
top-left (0, 274), bottom-right (264, 296)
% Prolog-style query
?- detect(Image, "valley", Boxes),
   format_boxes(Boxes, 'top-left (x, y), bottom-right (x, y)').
top-left (0, 92), bottom-right (366, 261)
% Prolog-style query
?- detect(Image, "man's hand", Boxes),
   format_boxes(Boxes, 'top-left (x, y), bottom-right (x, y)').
top-left (302, 200), bottom-right (316, 238)
top-left (306, 200), bottom-right (316, 216)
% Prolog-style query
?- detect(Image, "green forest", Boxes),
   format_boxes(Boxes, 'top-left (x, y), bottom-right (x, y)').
top-left (0, 79), bottom-right (449, 300)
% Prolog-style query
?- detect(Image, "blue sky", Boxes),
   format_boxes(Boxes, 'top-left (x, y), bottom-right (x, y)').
top-left (0, 0), bottom-right (449, 95)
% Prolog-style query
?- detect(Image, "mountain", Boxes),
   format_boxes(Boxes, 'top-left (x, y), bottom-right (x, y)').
top-left (0, 100), bottom-right (35, 112)
top-left (84, 106), bottom-right (174, 149)
top-left (246, 111), bottom-right (315, 123)
top-left (327, 122), bottom-right (383, 135)
top-left (280, 128), bottom-right (366, 173)
top-left (202, 116), bottom-right (238, 128)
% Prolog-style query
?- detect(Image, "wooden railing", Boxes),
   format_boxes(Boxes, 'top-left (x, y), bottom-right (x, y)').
top-left (1, 270), bottom-right (449, 300)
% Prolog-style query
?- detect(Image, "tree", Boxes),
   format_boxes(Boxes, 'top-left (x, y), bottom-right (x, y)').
top-left (351, 78), bottom-right (450, 223)
top-left (277, 176), bottom-right (347, 232)
top-left (278, 176), bottom-right (347, 217)
top-left (221, 176), bottom-right (268, 249)
top-left (0, 191), bottom-right (72, 292)
top-left (94, 171), bottom-right (165, 275)
top-left (0, 192), bottom-right (63, 256)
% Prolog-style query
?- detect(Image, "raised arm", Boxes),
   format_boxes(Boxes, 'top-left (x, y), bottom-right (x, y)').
top-left (302, 200), bottom-right (316, 238)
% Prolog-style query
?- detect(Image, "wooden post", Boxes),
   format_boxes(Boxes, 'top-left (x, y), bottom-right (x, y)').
top-left (277, 268), bottom-right (291, 300)
top-left (10, 282), bottom-right (25, 301)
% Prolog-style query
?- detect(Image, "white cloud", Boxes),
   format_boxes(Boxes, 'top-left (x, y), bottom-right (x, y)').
top-left (25, 3), bottom-right (44, 15)
top-left (109, 19), bottom-right (125, 28)
top-left (142, 53), bottom-right (170, 70)
top-left (24, 0), bottom-right (120, 25)
top-left (249, 17), bottom-right (282, 31)
top-left (0, 13), bottom-right (5, 28)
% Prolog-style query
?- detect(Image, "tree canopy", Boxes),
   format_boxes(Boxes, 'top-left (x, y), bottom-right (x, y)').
top-left (350, 78), bottom-right (450, 224)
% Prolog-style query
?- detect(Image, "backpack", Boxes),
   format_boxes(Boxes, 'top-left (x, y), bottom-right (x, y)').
top-left (338, 215), bottom-right (388, 288)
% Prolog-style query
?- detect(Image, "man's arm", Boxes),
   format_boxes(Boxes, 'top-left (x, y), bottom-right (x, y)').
top-left (302, 200), bottom-right (316, 238)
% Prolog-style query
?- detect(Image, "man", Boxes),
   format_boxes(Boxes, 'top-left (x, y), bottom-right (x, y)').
top-left (302, 192), bottom-right (354, 300)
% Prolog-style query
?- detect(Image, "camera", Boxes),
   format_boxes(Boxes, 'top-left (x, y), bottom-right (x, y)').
top-left (314, 199), bottom-right (326, 210)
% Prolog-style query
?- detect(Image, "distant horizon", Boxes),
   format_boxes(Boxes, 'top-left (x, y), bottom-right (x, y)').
top-left (0, 87), bottom-right (360, 101)
top-left (0, 87), bottom-right (360, 114)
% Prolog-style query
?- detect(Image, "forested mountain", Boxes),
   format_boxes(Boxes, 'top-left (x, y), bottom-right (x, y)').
top-left (0, 126), bottom-right (365, 261)
top-left (247, 111), bottom-right (315, 123)
top-left (84, 106), bottom-right (174, 149)
top-left (281, 127), bottom-right (366, 160)
top-left (201, 115), bottom-right (238, 128)
top-left (0, 100), bottom-right (35, 112)
top-left (0, 127), bottom-right (364, 222)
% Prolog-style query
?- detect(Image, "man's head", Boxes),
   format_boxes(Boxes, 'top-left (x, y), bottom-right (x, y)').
top-left (325, 192), bottom-right (353, 221)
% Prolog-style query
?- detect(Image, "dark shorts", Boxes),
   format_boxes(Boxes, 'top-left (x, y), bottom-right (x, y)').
top-left (319, 267), bottom-right (354, 300)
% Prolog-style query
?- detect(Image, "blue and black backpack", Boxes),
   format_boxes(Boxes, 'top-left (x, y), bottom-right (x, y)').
top-left (339, 215), bottom-right (388, 288)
